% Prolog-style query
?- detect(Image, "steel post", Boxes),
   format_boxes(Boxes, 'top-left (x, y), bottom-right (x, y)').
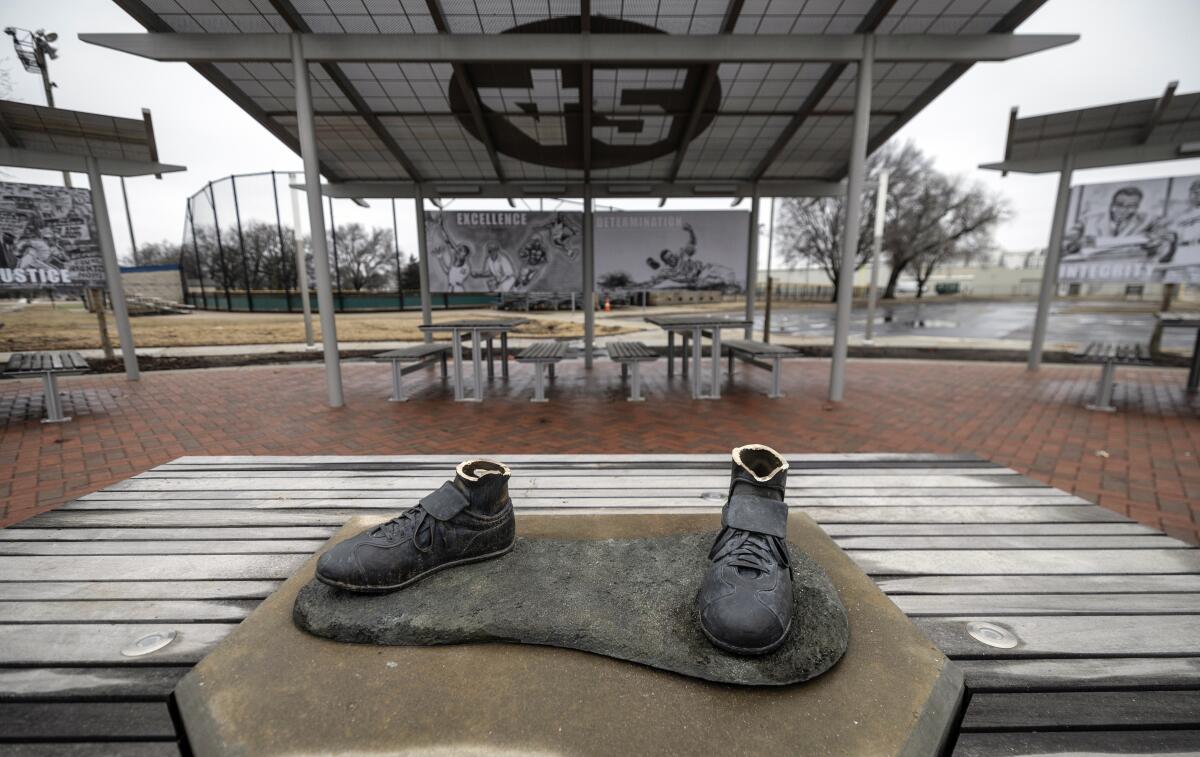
top-left (744, 194), bottom-right (759, 339)
top-left (865, 169), bottom-right (888, 343)
top-left (828, 34), bottom-right (873, 402)
top-left (1028, 152), bottom-right (1075, 372)
top-left (583, 190), bottom-right (595, 368)
top-left (288, 172), bottom-right (315, 347)
top-left (85, 157), bottom-right (140, 380)
top-left (291, 33), bottom-right (343, 407)
top-left (415, 187), bottom-right (432, 343)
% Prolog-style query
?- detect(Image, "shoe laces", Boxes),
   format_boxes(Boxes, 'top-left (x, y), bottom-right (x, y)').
top-left (710, 528), bottom-right (788, 577)
top-left (371, 506), bottom-right (435, 552)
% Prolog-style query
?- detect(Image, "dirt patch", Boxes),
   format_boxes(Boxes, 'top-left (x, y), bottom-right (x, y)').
top-left (0, 302), bottom-right (632, 351)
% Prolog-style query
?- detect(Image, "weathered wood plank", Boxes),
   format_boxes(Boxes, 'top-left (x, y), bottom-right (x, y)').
top-left (137, 466), bottom-right (1017, 478)
top-left (18, 505), bottom-right (1126, 528)
top-left (0, 600), bottom-right (258, 623)
top-left (61, 494), bottom-right (1088, 510)
top-left (0, 702), bottom-right (176, 740)
top-left (892, 593), bottom-right (1200, 616)
top-left (0, 554), bottom-right (306, 581)
top-left (821, 523), bottom-right (1160, 536)
top-left (0, 623), bottom-right (234, 665)
top-left (839, 535), bottom-right (1189, 549)
top-left (0, 581), bottom-right (280, 601)
top-left (0, 540), bottom-right (325, 556)
top-left (0, 743), bottom-right (180, 756)
top-left (955, 657), bottom-right (1200, 692)
top-left (167, 453), bottom-right (986, 464)
top-left (0, 666), bottom-right (188, 701)
top-left (953, 730), bottom-right (1200, 757)
top-left (0, 527), bottom-right (337, 541)
top-left (877, 574), bottom-right (1200, 594)
top-left (850, 549), bottom-right (1200, 575)
top-left (961, 690), bottom-right (1200, 730)
top-left (917, 615), bottom-right (1200, 656)
top-left (104, 475), bottom-right (1043, 491)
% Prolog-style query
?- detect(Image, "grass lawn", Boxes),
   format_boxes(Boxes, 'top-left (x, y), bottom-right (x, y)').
top-left (0, 301), bottom-right (634, 351)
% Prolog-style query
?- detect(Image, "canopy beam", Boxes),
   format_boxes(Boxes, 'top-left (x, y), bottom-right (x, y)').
top-left (0, 147), bottom-right (183, 177)
top-left (302, 179), bottom-right (843, 200)
top-left (80, 32), bottom-right (1078, 64)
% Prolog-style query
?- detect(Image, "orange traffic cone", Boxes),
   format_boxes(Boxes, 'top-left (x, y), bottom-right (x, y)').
top-left (604, 295), bottom-right (612, 312)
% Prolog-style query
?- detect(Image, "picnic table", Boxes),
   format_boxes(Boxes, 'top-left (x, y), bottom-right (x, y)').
top-left (418, 317), bottom-right (528, 401)
top-left (2, 350), bottom-right (89, 423)
top-left (644, 313), bottom-right (752, 399)
top-left (1156, 312), bottom-right (1200, 393)
top-left (1, 454), bottom-right (1198, 754)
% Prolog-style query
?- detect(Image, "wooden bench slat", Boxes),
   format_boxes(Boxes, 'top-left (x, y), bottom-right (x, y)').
top-left (955, 657), bottom-right (1200, 692)
top-left (0, 581), bottom-right (281, 601)
top-left (0, 666), bottom-right (189, 702)
top-left (0, 702), bottom-right (177, 740)
top-left (916, 615), bottom-right (1200, 656)
top-left (722, 338), bottom-right (800, 357)
top-left (961, 690), bottom-right (1200, 730)
top-left (373, 344), bottom-right (450, 361)
top-left (607, 341), bottom-right (658, 361)
top-left (954, 730), bottom-right (1200, 756)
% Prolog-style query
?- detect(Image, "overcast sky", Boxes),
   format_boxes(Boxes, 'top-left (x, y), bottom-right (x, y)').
top-left (2, 0), bottom-right (1198, 266)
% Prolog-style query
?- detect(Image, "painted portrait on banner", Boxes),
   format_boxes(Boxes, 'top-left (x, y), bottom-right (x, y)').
top-left (594, 211), bottom-right (749, 294)
top-left (1059, 174), bottom-right (1200, 284)
top-left (425, 210), bottom-right (583, 293)
top-left (0, 181), bottom-right (104, 290)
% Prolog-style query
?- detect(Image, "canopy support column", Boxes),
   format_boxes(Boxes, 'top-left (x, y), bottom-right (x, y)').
top-left (288, 172), bottom-right (315, 348)
top-left (292, 33), bottom-right (343, 407)
top-left (864, 169), bottom-right (888, 343)
top-left (1028, 152), bottom-right (1075, 372)
top-left (829, 33), bottom-right (873, 402)
top-left (744, 193), bottom-right (760, 339)
top-left (583, 189), bottom-right (595, 369)
top-left (85, 156), bottom-right (139, 380)
top-left (414, 185), bottom-right (432, 344)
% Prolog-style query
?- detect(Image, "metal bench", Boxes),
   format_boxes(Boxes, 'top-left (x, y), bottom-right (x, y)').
top-left (516, 341), bottom-right (567, 403)
top-left (2, 351), bottom-right (90, 423)
top-left (722, 339), bottom-right (801, 398)
top-left (606, 341), bottom-right (658, 402)
top-left (1075, 341), bottom-right (1152, 413)
top-left (373, 344), bottom-right (450, 402)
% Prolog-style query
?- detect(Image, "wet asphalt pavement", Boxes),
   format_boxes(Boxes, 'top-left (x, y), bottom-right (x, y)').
top-left (757, 299), bottom-right (1199, 352)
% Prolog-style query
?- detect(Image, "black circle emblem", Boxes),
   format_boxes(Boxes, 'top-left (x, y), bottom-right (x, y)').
top-left (449, 16), bottom-right (721, 171)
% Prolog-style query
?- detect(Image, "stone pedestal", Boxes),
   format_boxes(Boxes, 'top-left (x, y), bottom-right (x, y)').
top-left (175, 512), bottom-right (963, 756)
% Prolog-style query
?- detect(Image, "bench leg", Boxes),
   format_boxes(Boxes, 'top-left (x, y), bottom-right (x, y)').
top-left (470, 331), bottom-right (484, 402)
top-left (532, 364), bottom-right (548, 403)
top-left (501, 332), bottom-right (510, 380)
top-left (41, 372), bottom-right (70, 423)
top-left (549, 363), bottom-right (556, 380)
top-left (728, 350), bottom-right (734, 377)
top-left (388, 360), bottom-right (407, 402)
top-left (1188, 329), bottom-right (1200, 394)
top-left (621, 362), bottom-right (628, 380)
top-left (709, 328), bottom-right (721, 399)
top-left (682, 331), bottom-right (689, 379)
top-left (1086, 361), bottom-right (1117, 412)
top-left (667, 331), bottom-right (675, 378)
top-left (628, 361), bottom-right (644, 402)
top-left (451, 330), bottom-right (465, 401)
top-left (768, 357), bottom-right (784, 399)
top-left (440, 352), bottom-right (448, 379)
top-left (486, 336), bottom-right (495, 381)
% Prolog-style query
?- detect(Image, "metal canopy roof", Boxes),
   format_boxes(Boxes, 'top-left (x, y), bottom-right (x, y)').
top-left (0, 99), bottom-right (184, 176)
top-left (98, 0), bottom-right (1062, 196)
top-left (982, 82), bottom-right (1200, 174)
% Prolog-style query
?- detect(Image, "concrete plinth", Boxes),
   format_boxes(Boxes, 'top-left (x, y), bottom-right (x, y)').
top-left (174, 513), bottom-right (963, 756)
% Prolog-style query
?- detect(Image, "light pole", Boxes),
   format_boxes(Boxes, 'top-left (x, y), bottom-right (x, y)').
top-left (5, 27), bottom-right (70, 187)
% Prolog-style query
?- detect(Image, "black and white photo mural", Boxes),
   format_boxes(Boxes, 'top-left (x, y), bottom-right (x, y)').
top-left (1060, 174), bottom-right (1200, 284)
top-left (0, 181), bottom-right (104, 289)
top-left (425, 210), bottom-right (583, 293)
top-left (594, 211), bottom-right (749, 294)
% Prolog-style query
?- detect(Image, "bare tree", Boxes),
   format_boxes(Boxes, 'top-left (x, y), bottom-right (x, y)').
top-left (774, 141), bottom-right (931, 301)
top-left (888, 175), bottom-right (1009, 298)
top-left (130, 240), bottom-right (181, 266)
top-left (333, 223), bottom-right (394, 291)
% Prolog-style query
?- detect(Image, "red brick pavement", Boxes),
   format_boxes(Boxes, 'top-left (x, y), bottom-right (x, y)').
top-left (2, 358), bottom-right (1198, 543)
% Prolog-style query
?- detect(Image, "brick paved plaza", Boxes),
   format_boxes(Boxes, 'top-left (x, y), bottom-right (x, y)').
top-left (2, 358), bottom-right (1198, 543)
